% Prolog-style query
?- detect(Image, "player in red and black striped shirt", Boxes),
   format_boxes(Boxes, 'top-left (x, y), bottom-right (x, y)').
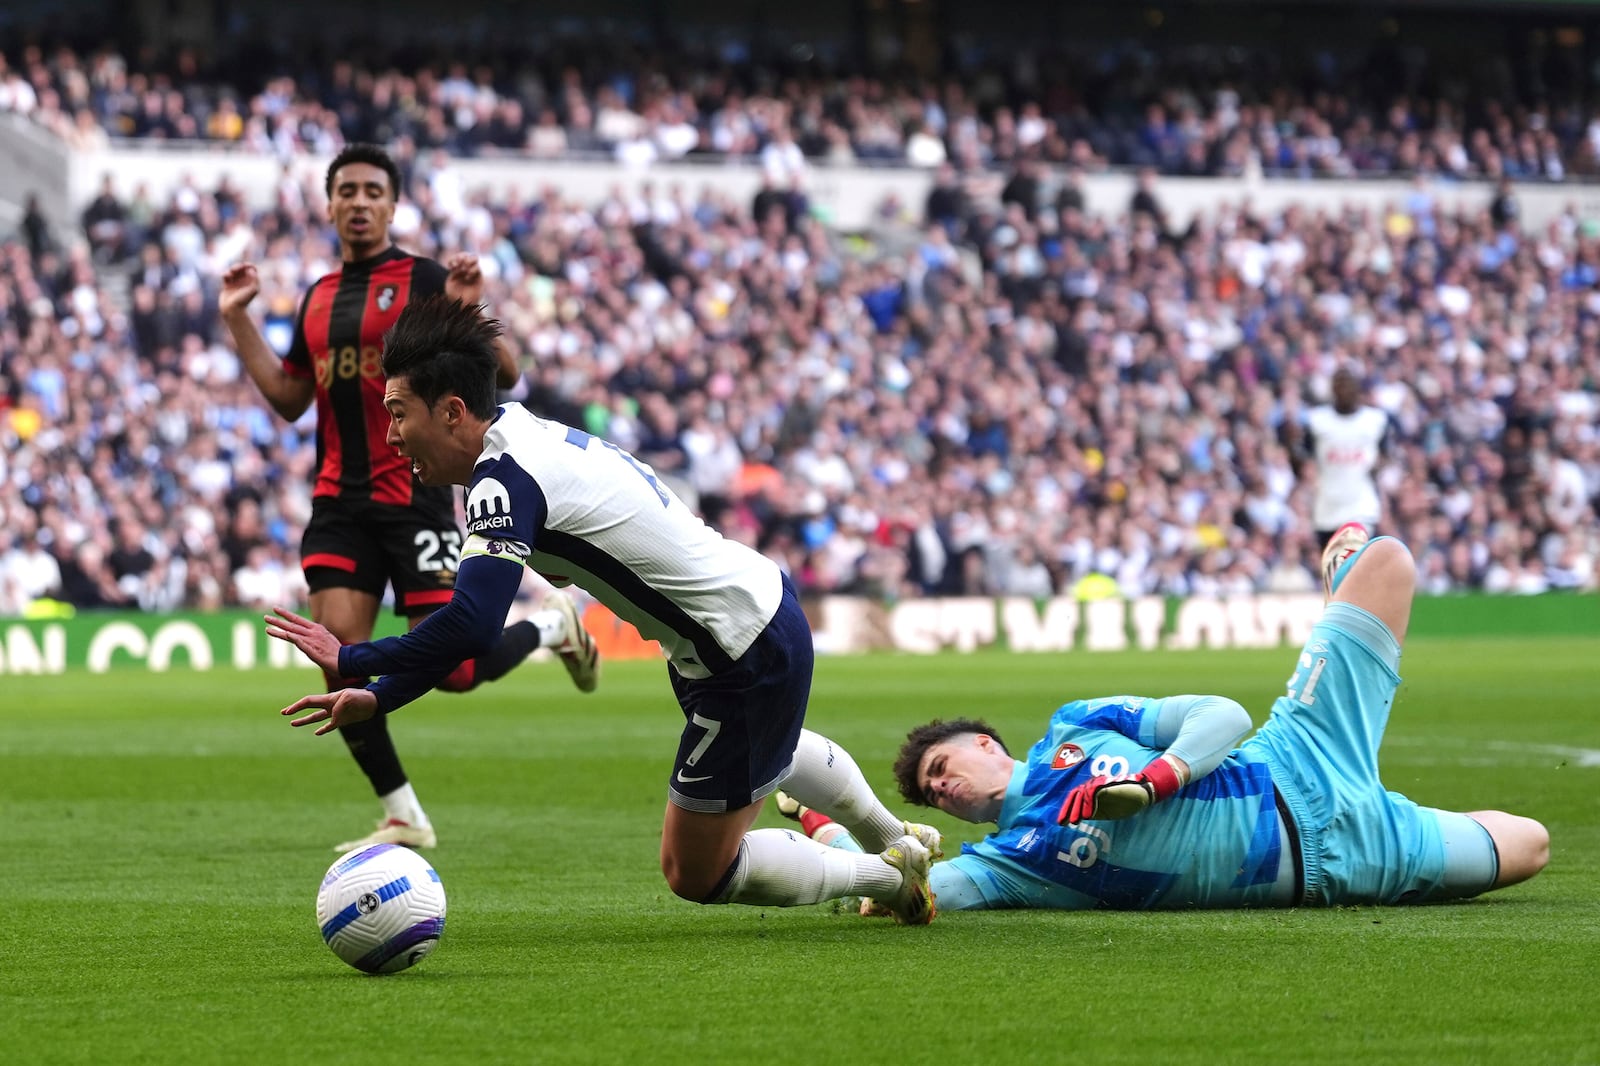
top-left (219, 144), bottom-right (599, 852)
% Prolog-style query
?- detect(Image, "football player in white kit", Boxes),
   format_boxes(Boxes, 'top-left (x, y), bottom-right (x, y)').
top-left (266, 294), bottom-right (939, 924)
top-left (1304, 367), bottom-right (1392, 547)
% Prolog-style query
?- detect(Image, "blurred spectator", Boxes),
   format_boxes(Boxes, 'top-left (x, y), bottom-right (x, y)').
top-left (20, 195), bottom-right (51, 261)
top-left (906, 123), bottom-right (947, 169)
top-left (81, 173), bottom-right (128, 262)
top-left (231, 543), bottom-right (306, 609)
top-left (57, 540), bottom-right (129, 609)
top-left (1, 529), bottom-right (63, 605)
top-left (1489, 178), bottom-right (1520, 232)
top-left (527, 109), bottom-right (568, 158)
top-left (1129, 168), bottom-right (1169, 239)
top-left (760, 126), bottom-right (807, 186)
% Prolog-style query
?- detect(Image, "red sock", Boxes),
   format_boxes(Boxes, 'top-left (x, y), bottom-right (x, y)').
top-left (438, 659), bottom-right (477, 692)
top-left (799, 808), bottom-right (835, 839)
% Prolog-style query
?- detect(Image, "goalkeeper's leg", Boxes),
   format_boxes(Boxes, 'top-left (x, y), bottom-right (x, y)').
top-left (1326, 534), bottom-right (1414, 646)
top-left (1463, 809), bottom-right (1550, 890)
top-left (778, 790), bottom-right (944, 859)
top-left (778, 730), bottom-right (941, 856)
top-left (774, 791), bottom-right (864, 851)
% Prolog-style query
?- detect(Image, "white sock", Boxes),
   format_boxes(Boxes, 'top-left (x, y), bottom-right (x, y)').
top-left (721, 828), bottom-right (902, 906)
top-left (780, 730), bottom-right (907, 852)
top-left (529, 608), bottom-right (566, 649)
top-left (379, 783), bottom-right (430, 828)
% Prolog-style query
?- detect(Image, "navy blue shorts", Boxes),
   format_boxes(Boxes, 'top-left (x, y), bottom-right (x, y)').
top-left (665, 575), bottom-right (812, 813)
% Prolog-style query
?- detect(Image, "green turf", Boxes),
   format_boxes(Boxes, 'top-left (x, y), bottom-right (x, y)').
top-left (3, 636), bottom-right (1597, 1065)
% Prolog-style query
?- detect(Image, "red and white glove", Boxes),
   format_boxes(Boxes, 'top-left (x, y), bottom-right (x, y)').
top-left (1057, 755), bottom-right (1187, 825)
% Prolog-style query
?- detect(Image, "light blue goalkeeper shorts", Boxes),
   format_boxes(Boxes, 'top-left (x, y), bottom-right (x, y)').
top-left (1242, 601), bottom-right (1495, 905)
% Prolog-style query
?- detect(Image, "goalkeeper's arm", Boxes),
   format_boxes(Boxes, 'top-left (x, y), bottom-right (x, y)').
top-left (1059, 695), bottom-right (1252, 825)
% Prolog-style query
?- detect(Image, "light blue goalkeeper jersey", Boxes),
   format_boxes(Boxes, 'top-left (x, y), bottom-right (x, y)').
top-left (945, 696), bottom-right (1287, 910)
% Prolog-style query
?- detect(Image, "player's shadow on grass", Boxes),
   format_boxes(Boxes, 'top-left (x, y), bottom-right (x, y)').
top-left (474, 913), bottom-right (941, 953)
top-left (289, 968), bottom-right (460, 982)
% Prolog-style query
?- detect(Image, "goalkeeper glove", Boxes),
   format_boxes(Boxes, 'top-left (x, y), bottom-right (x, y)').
top-left (1057, 755), bottom-right (1187, 825)
top-left (773, 790), bottom-right (806, 821)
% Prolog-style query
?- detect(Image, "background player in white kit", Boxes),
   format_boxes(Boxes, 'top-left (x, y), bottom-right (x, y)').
top-left (1303, 367), bottom-right (1392, 546)
top-left (265, 294), bottom-right (940, 924)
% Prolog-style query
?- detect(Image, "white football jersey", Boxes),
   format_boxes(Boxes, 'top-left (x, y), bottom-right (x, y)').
top-left (1305, 404), bottom-right (1389, 530)
top-left (460, 404), bottom-right (781, 679)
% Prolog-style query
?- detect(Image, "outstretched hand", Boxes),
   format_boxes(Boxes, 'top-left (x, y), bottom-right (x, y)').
top-left (443, 253), bottom-right (484, 307)
top-left (264, 607), bottom-right (342, 675)
top-left (280, 687), bottom-right (379, 735)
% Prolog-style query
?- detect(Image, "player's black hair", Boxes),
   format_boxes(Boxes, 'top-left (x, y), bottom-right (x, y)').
top-left (324, 143), bottom-right (401, 200)
top-left (382, 293), bottom-right (501, 420)
top-left (892, 717), bottom-right (1010, 806)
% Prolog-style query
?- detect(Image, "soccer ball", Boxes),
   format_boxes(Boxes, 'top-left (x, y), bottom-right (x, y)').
top-left (316, 843), bottom-right (447, 974)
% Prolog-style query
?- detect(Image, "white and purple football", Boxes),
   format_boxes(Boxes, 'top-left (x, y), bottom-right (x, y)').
top-left (316, 843), bottom-right (446, 974)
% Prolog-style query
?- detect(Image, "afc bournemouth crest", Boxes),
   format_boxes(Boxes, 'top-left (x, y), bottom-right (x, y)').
top-left (1050, 743), bottom-right (1086, 770)
top-left (376, 285), bottom-right (397, 311)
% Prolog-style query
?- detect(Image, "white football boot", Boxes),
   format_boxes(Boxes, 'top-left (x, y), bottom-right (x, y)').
top-left (1320, 522), bottom-right (1370, 603)
top-left (878, 834), bottom-right (936, 926)
top-left (334, 818), bottom-right (437, 852)
top-left (543, 589), bottom-right (600, 693)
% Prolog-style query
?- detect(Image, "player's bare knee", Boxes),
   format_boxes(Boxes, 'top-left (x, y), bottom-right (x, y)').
top-left (1332, 537), bottom-right (1416, 643)
top-left (663, 844), bottom-right (747, 903)
top-left (1358, 536), bottom-right (1414, 583)
top-left (1473, 811), bottom-right (1550, 886)
top-left (1509, 816), bottom-right (1551, 879)
top-left (659, 855), bottom-right (716, 903)
top-left (666, 875), bottom-right (716, 903)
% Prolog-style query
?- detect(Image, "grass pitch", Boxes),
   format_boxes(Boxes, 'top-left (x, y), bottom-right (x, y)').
top-left (2, 636), bottom-right (1596, 1066)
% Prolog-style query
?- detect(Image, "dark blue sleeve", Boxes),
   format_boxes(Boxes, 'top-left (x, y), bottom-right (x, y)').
top-left (367, 661), bottom-right (464, 715)
top-left (338, 552), bottom-right (523, 706)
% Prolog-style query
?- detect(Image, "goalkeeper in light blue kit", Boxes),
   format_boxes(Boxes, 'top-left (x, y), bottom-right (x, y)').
top-left (782, 526), bottom-right (1550, 911)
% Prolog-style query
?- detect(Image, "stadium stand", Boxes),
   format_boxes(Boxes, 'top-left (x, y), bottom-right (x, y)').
top-left (1, 19), bottom-right (1597, 615)
top-left (5, 28), bottom-right (1600, 179)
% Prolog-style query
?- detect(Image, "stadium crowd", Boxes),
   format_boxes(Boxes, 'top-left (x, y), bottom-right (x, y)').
top-left (4, 33), bottom-right (1600, 181)
top-left (1, 128), bottom-right (1597, 619)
